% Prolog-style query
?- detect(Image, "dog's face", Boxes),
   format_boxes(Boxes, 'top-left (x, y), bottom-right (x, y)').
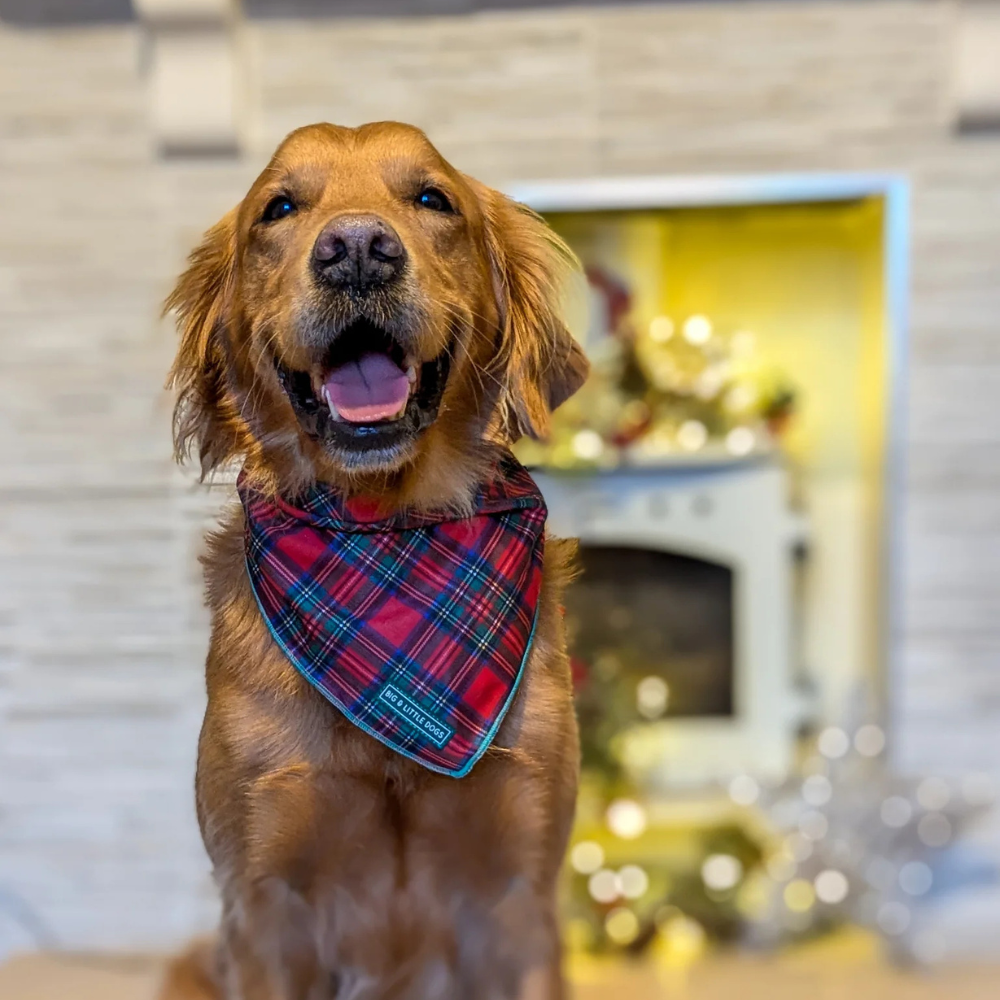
top-left (167, 122), bottom-right (587, 500)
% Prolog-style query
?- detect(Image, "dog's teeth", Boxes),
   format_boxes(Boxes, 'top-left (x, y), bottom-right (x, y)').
top-left (320, 384), bottom-right (343, 421)
top-left (406, 365), bottom-right (417, 386)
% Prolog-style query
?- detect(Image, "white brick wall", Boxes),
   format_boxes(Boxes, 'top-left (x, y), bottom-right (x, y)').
top-left (1, 1), bottom-right (999, 956)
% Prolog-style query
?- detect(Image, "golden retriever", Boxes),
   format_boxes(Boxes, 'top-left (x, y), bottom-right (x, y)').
top-left (158, 121), bottom-right (588, 1000)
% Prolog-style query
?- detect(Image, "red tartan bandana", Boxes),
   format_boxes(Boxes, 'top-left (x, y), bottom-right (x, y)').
top-left (239, 456), bottom-right (546, 777)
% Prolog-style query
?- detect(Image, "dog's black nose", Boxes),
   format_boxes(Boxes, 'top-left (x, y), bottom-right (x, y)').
top-left (313, 215), bottom-right (406, 290)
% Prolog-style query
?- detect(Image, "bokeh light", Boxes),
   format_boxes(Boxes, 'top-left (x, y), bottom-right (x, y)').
top-left (917, 812), bottom-right (952, 848)
top-left (636, 675), bottom-right (669, 719)
top-left (588, 868), bottom-right (622, 904)
top-left (899, 861), bottom-right (933, 896)
top-left (682, 315), bottom-right (713, 345)
top-left (728, 774), bottom-right (760, 806)
top-left (916, 777), bottom-right (951, 811)
top-left (814, 870), bottom-right (850, 905)
top-left (677, 419), bottom-right (708, 452)
top-left (656, 914), bottom-right (707, 967)
top-left (605, 906), bottom-right (640, 945)
top-left (572, 428), bottom-right (604, 461)
top-left (725, 426), bottom-right (756, 456)
top-left (854, 724), bottom-right (886, 757)
top-left (619, 864), bottom-right (650, 900)
top-left (783, 879), bottom-right (816, 913)
top-left (606, 799), bottom-right (648, 840)
top-left (817, 727), bottom-right (850, 759)
top-left (802, 774), bottom-right (832, 806)
top-left (649, 315), bottom-right (675, 343)
top-left (570, 840), bottom-right (605, 875)
top-left (701, 854), bottom-right (743, 892)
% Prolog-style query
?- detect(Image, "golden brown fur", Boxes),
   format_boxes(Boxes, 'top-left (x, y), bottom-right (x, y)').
top-left (159, 122), bottom-right (587, 1000)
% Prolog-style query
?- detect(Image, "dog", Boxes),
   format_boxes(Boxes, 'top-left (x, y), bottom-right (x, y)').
top-left (157, 122), bottom-right (589, 1000)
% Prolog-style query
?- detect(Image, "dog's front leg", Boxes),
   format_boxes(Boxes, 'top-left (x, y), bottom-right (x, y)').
top-left (509, 906), bottom-right (566, 1000)
top-left (518, 965), bottom-right (563, 1000)
top-left (196, 729), bottom-right (330, 1000)
top-left (218, 877), bottom-right (328, 1000)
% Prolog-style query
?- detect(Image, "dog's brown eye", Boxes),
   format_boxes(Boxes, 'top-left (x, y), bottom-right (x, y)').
top-left (262, 195), bottom-right (297, 223)
top-left (416, 188), bottom-right (452, 213)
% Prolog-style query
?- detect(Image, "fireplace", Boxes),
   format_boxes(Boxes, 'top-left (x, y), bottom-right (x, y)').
top-left (512, 171), bottom-right (906, 790)
top-left (535, 460), bottom-right (807, 788)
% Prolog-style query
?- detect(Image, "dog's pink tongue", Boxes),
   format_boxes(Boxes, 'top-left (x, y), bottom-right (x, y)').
top-left (324, 353), bottom-right (410, 423)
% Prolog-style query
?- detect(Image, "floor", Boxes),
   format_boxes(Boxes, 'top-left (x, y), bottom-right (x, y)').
top-left (0, 952), bottom-right (996, 1000)
top-left (0, 954), bottom-right (162, 1000)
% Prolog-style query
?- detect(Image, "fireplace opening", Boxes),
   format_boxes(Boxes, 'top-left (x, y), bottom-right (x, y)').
top-left (565, 546), bottom-right (735, 761)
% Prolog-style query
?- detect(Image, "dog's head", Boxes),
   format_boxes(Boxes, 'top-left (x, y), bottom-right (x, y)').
top-left (167, 121), bottom-right (587, 503)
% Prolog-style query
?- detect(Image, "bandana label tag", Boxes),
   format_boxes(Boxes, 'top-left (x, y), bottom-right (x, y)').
top-left (378, 685), bottom-right (454, 748)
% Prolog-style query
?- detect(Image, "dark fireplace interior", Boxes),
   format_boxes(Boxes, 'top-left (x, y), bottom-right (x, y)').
top-left (564, 545), bottom-right (735, 770)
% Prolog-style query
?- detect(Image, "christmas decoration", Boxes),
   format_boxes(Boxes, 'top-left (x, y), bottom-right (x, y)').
top-left (515, 266), bottom-right (797, 471)
top-left (562, 778), bottom-right (762, 964)
top-left (735, 709), bottom-right (997, 964)
top-left (560, 671), bottom-right (998, 966)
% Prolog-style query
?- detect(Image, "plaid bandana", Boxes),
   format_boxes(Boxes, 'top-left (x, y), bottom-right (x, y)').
top-left (239, 456), bottom-right (546, 778)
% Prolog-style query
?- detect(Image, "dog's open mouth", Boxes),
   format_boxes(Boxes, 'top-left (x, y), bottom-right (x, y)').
top-left (275, 319), bottom-right (450, 464)
top-left (318, 323), bottom-right (419, 425)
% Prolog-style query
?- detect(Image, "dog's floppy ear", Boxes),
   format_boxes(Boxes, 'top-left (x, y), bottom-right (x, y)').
top-left (165, 208), bottom-right (247, 477)
top-left (476, 184), bottom-right (589, 441)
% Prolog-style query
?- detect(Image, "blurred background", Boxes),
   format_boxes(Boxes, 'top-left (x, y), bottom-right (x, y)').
top-left (2, 1), bottom-right (1000, 997)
